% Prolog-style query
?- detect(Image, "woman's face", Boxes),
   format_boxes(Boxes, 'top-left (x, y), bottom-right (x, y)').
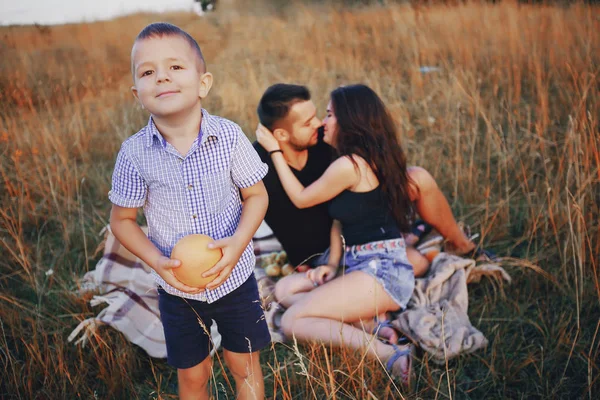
top-left (322, 100), bottom-right (338, 146)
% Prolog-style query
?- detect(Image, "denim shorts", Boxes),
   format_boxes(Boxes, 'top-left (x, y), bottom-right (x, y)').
top-left (342, 238), bottom-right (415, 310)
top-left (306, 247), bottom-right (335, 268)
top-left (157, 275), bottom-right (271, 369)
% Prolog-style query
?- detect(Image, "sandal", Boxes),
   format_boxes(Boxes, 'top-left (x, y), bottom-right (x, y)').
top-left (386, 341), bottom-right (415, 390)
top-left (372, 318), bottom-right (402, 345)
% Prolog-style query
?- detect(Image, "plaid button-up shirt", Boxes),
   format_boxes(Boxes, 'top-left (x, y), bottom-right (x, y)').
top-left (109, 109), bottom-right (268, 302)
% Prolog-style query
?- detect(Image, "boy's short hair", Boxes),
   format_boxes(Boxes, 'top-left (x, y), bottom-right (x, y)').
top-left (257, 84), bottom-right (311, 131)
top-left (132, 22), bottom-right (206, 73)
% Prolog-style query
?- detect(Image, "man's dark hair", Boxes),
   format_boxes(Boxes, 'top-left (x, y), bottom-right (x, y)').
top-left (134, 22), bottom-right (206, 72)
top-left (257, 84), bottom-right (311, 131)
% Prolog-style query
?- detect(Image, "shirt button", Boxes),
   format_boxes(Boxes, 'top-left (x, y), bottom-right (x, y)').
top-left (192, 214), bottom-right (197, 219)
top-left (187, 184), bottom-right (193, 190)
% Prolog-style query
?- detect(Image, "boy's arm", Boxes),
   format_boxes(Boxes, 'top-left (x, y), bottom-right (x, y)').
top-left (202, 181), bottom-right (268, 290)
top-left (109, 205), bottom-right (203, 294)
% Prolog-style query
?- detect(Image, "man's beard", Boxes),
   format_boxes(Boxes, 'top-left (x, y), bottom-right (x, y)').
top-left (288, 134), bottom-right (317, 152)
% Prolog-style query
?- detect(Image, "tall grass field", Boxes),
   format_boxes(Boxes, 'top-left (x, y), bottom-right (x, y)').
top-left (0, 0), bottom-right (598, 398)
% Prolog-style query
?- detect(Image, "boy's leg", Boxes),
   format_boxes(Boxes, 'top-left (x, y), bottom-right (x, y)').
top-left (178, 357), bottom-right (213, 400)
top-left (157, 287), bottom-right (215, 399)
top-left (211, 275), bottom-right (271, 397)
top-left (223, 349), bottom-right (264, 400)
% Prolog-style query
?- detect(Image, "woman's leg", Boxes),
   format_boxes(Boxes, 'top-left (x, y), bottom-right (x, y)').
top-left (274, 272), bottom-right (316, 308)
top-left (280, 271), bottom-right (409, 370)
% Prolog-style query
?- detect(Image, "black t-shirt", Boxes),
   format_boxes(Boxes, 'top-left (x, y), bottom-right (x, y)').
top-left (253, 138), bottom-right (334, 266)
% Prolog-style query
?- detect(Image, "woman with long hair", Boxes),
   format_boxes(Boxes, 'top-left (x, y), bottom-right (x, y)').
top-left (256, 84), bottom-right (476, 385)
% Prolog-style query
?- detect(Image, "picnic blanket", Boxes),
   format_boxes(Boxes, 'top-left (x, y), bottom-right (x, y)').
top-left (254, 228), bottom-right (512, 364)
top-left (393, 252), bottom-right (511, 364)
top-left (69, 222), bottom-right (510, 365)
top-left (68, 227), bottom-right (222, 358)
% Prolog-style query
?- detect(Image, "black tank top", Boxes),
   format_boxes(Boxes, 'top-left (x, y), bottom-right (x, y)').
top-left (328, 186), bottom-right (401, 246)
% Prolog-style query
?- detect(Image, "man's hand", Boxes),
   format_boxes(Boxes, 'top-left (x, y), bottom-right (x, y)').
top-left (255, 123), bottom-right (280, 152)
top-left (306, 265), bottom-right (338, 287)
top-left (201, 236), bottom-right (247, 290)
top-left (153, 255), bottom-right (204, 294)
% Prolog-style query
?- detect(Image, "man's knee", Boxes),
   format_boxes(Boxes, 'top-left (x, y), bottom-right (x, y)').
top-left (178, 357), bottom-right (212, 391)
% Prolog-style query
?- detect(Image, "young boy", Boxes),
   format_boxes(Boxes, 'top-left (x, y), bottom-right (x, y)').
top-left (109, 22), bottom-right (270, 399)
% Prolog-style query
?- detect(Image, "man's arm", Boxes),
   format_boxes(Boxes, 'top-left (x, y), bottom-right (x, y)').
top-left (202, 181), bottom-right (269, 289)
top-left (109, 205), bottom-right (203, 293)
top-left (408, 166), bottom-right (474, 253)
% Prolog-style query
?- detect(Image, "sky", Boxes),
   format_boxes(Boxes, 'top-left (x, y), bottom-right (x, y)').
top-left (0, 0), bottom-right (196, 26)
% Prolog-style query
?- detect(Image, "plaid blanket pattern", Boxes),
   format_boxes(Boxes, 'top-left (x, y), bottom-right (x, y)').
top-left (68, 226), bottom-right (222, 358)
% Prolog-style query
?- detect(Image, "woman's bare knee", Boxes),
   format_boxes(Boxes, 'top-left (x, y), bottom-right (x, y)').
top-left (274, 273), bottom-right (313, 304)
top-left (274, 278), bottom-right (289, 303)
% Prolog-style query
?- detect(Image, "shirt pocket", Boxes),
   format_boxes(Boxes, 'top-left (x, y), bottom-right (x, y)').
top-left (201, 170), bottom-right (231, 214)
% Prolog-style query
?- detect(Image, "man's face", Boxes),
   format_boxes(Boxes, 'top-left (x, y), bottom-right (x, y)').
top-left (283, 100), bottom-right (322, 151)
top-left (131, 36), bottom-right (207, 119)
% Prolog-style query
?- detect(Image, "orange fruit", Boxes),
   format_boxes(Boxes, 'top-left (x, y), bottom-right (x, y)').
top-left (171, 234), bottom-right (223, 288)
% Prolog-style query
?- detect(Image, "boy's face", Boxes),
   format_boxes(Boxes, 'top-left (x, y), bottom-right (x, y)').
top-left (131, 35), bottom-right (212, 119)
top-left (276, 100), bottom-right (322, 151)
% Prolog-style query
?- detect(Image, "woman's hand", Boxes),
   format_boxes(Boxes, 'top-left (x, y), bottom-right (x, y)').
top-left (306, 265), bottom-right (338, 287)
top-left (255, 123), bottom-right (280, 152)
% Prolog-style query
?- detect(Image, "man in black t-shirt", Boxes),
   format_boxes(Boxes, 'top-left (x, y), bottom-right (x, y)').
top-left (254, 84), bottom-right (337, 307)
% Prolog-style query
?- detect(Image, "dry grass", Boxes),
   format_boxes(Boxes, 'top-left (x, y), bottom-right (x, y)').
top-left (0, 0), bottom-right (598, 398)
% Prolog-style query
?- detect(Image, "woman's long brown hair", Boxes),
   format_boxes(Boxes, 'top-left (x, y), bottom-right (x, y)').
top-left (330, 84), bottom-right (415, 232)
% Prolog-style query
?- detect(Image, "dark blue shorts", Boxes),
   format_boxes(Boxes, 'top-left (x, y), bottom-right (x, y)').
top-left (157, 275), bottom-right (271, 369)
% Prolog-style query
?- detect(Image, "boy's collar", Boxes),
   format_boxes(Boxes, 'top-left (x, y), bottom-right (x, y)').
top-left (145, 109), bottom-right (220, 148)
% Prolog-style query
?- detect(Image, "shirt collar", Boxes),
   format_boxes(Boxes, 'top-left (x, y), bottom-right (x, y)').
top-left (145, 108), bottom-right (220, 148)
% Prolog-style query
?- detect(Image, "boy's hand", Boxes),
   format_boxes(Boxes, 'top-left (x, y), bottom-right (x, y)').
top-left (306, 265), bottom-right (338, 287)
top-left (154, 255), bottom-right (204, 294)
top-left (255, 123), bottom-right (280, 152)
top-left (202, 236), bottom-right (246, 290)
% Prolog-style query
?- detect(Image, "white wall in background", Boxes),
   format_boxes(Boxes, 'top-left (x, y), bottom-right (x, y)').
top-left (0, 0), bottom-right (195, 26)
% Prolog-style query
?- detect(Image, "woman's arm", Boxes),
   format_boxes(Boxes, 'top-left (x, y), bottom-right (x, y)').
top-left (256, 124), bottom-right (358, 208)
top-left (307, 220), bottom-right (343, 286)
top-left (271, 152), bottom-right (357, 208)
top-left (326, 220), bottom-right (343, 268)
